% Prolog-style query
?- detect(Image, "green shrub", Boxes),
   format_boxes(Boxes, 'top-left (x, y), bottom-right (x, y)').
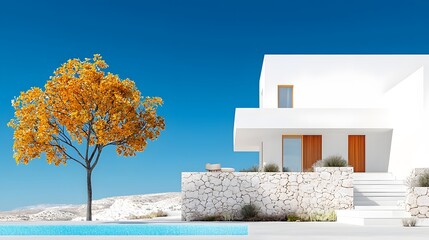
top-left (287, 211), bottom-right (336, 222)
top-left (264, 164), bottom-right (279, 172)
top-left (323, 155), bottom-right (347, 167)
top-left (198, 215), bottom-right (223, 221)
top-left (287, 213), bottom-right (303, 222)
top-left (239, 165), bottom-right (259, 172)
top-left (195, 211), bottom-right (289, 222)
top-left (253, 214), bottom-right (287, 221)
top-left (308, 211), bottom-right (336, 222)
top-left (313, 155), bottom-right (347, 168)
top-left (240, 203), bottom-right (258, 220)
top-left (417, 171), bottom-right (429, 187)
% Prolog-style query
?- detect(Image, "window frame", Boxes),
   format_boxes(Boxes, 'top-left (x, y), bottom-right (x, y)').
top-left (278, 85), bottom-right (294, 108)
top-left (282, 135), bottom-right (303, 172)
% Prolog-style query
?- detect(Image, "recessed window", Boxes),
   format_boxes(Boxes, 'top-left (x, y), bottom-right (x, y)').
top-left (278, 85), bottom-right (293, 108)
top-left (283, 136), bottom-right (302, 172)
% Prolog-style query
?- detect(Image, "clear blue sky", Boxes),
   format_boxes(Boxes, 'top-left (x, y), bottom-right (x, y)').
top-left (0, 0), bottom-right (428, 210)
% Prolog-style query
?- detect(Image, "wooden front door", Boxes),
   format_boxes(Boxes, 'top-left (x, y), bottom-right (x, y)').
top-left (348, 135), bottom-right (365, 172)
top-left (302, 135), bottom-right (322, 170)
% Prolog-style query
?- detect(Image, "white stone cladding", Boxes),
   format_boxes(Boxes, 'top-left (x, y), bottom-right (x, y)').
top-left (406, 187), bottom-right (429, 218)
top-left (406, 168), bottom-right (429, 218)
top-left (181, 167), bottom-right (353, 221)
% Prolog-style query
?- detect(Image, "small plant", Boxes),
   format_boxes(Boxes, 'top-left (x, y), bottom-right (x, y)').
top-left (409, 217), bottom-right (417, 227)
top-left (264, 164), bottom-right (279, 172)
top-left (313, 155), bottom-right (347, 169)
top-left (129, 210), bottom-right (168, 219)
top-left (255, 214), bottom-right (287, 221)
top-left (287, 211), bottom-right (336, 222)
top-left (308, 211), bottom-right (337, 222)
top-left (323, 155), bottom-right (348, 167)
top-left (239, 165), bottom-right (259, 172)
top-left (221, 212), bottom-right (234, 221)
top-left (198, 215), bottom-right (223, 221)
top-left (312, 159), bottom-right (324, 168)
top-left (417, 171), bottom-right (429, 187)
top-left (282, 167), bottom-right (290, 172)
top-left (405, 172), bottom-right (417, 187)
top-left (406, 170), bottom-right (429, 187)
top-left (240, 203), bottom-right (258, 220)
top-left (402, 217), bottom-right (417, 227)
top-left (287, 213), bottom-right (302, 222)
top-left (155, 210), bottom-right (168, 218)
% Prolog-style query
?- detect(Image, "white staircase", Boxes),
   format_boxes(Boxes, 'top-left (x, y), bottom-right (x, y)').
top-left (336, 173), bottom-right (410, 226)
top-left (353, 173), bottom-right (406, 206)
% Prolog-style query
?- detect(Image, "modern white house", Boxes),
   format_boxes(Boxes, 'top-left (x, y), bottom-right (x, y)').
top-left (182, 55), bottom-right (429, 225)
top-left (234, 54), bottom-right (429, 179)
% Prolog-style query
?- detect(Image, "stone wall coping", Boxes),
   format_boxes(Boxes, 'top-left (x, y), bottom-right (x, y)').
top-left (182, 167), bottom-right (353, 174)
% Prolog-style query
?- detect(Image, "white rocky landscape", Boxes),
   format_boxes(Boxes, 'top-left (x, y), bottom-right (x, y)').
top-left (0, 192), bottom-right (181, 221)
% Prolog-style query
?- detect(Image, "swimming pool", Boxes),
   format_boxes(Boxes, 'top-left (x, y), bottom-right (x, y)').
top-left (0, 224), bottom-right (248, 236)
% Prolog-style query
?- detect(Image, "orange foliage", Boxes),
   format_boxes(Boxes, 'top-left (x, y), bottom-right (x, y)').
top-left (8, 54), bottom-right (165, 167)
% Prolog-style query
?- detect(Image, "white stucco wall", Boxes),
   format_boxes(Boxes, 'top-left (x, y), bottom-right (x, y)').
top-left (322, 134), bottom-right (348, 161)
top-left (259, 61), bottom-right (266, 108)
top-left (259, 55), bottom-right (427, 109)
top-left (261, 135), bottom-right (282, 169)
top-left (366, 132), bottom-right (392, 172)
top-left (383, 67), bottom-right (425, 178)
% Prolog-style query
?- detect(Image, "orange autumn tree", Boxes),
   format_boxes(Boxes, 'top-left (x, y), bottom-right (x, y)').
top-left (8, 54), bottom-right (165, 221)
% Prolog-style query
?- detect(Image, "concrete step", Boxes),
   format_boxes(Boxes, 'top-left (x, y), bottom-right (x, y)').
top-left (354, 196), bottom-right (405, 203)
top-left (336, 207), bottom-right (411, 226)
top-left (352, 172), bottom-right (406, 208)
top-left (353, 173), bottom-right (396, 180)
top-left (354, 191), bottom-right (406, 197)
top-left (354, 185), bottom-right (406, 191)
top-left (337, 209), bottom-right (410, 218)
top-left (354, 192), bottom-right (406, 197)
top-left (354, 205), bottom-right (405, 210)
top-left (337, 216), bottom-right (407, 226)
top-left (354, 182), bottom-right (406, 188)
top-left (353, 180), bottom-right (405, 185)
top-left (354, 200), bottom-right (402, 206)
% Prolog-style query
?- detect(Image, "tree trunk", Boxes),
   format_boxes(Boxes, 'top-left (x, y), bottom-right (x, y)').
top-left (86, 169), bottom-right (93, 221)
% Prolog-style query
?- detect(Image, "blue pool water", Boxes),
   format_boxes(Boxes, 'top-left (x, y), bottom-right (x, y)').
top-left (0, 224), bottom-right (248, 236)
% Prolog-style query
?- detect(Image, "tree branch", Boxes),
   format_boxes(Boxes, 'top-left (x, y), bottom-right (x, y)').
top-left (90, 145), bottom-right (103, 171)
top-left (85, 121), bottom-right (92, 161)
top-left (54, 137), bottom-right (86, 161)
top-left (88, 145), bottom-right (98, 163)
top-left (67, 157), bottom-right (87, 169)
top-left (49, 143), bottom-right (87, 169)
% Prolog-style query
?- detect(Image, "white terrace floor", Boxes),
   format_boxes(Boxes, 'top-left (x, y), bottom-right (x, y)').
top-left (1, 221), bottom-right (429, 240)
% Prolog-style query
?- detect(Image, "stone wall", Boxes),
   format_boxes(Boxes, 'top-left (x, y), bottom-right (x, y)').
top-left (406, 187), bottom-right (429, 218)
top-left (406, 168), bottom-right (429, 218)
top-left (181, 167), bottom-right (353, 221)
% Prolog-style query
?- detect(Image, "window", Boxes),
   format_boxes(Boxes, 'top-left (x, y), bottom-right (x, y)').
top-left (282, 136), bottom-right (302, 172)
top-left (278, 85), bottom-right (293, 108)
